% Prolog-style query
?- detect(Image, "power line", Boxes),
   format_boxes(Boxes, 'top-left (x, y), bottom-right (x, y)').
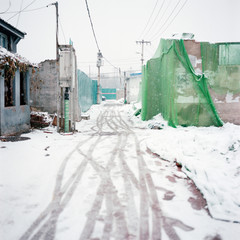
top-left (16, 0), bottom-right (24, 27)
top-left (152, 0), bottom-right (189, 41)
top-left (141, 0), bottom-right (166, 40)
top-left (59, 17), bottom-right (67, 44)
top-left (84, 0), bottom-right (101, 52)
top-left (7, 0), bottom-right (39, 21)
top-left (1, 5), bottom-right (47, 14)
top-left (78, 57), bottom-right (139, 64)
top-left (149, 0), bottom-right (182, 41)
top-left (139, 0), bottom-right (159, 39)
top-left (0, 0), bottom-right (11, 14)
top-left (103, 57), bottom-right (118, 69)
top-left (144, 0), bottom-right (172, 39)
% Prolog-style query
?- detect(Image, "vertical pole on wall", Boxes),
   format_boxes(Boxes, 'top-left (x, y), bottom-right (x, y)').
top-left (64, 87), bottom-right (69, 132)
top-left (96, 51), bottom-right (102, 104)
top-left (52, 1), bottom-right (60, 133)
top-left (97, 65), bottom-right (100, 104)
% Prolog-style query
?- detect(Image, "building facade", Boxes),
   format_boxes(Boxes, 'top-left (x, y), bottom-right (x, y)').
top-left (0, 18), bottom-right (30, 136)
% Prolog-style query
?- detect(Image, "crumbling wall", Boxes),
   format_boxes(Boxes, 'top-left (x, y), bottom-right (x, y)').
top-left (202, 42), bottom-right (240, 125)
top-left (30, 60), bottom-right (58, 114)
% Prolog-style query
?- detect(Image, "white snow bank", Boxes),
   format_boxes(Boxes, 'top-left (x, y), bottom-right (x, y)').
top-left (144, 123), bottom-right (240, 222)
top-left (126, 104), bottom-right (168, 129)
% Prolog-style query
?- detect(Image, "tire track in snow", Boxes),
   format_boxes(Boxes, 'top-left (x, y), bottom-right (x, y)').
top-left (19, 102), bottom-right (195, 240)
top-left (78, 131), bottom-right (129, 239)
top-left (19, 135), bottom-right (106, 240)
top-left (114, 104), bottom-right (194, 239)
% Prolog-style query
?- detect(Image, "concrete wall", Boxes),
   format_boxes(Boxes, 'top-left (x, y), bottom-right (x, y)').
top-left (30, 59), bottom-right (81, 128)
top-left (209, 67), bottom-right (240, 125)
top-left (184, 40), bottom-right (240, 125)
top-left (0, 69), bottom-right (30, 136)
top-left (30, 60), bottom-right (58, 114)
top-left (184, 40), bottom-right (202, 73)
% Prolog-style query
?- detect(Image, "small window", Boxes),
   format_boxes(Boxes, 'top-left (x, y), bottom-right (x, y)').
top-left (0, 33), bottom-right (8, 49)
top-left (219, 44), bottom-right (240, 65)
top-left (4, 70), bottom-right (15, 107)
top-left (20, 71), bottom-right (27, 105)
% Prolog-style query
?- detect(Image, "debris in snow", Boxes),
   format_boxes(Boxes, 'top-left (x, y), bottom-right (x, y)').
top-left (81, 113), bottom-right (90, 120)
top-left (30, 112), bottom-right (53, 128)
top-left (0, 136), bottom-right (30, 142)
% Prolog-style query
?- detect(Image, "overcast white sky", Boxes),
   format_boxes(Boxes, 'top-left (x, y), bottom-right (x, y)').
top-left (1, 0), bottom-right (240, 75)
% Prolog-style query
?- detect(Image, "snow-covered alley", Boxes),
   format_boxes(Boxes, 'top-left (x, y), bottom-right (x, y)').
top-left (0, 101), bottom-right (240, 240)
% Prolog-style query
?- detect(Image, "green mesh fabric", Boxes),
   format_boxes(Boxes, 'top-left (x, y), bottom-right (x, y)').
top-left (142, 39), bottom-right (223, 127)
top-left (78, 70), bottom-right (97, 112)
top-left (92, 80), bottom-right (98, 104)
top-left (201, 42), bottom-right (240, 95)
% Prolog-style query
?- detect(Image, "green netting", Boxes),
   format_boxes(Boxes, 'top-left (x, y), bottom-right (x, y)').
top-left (219, 43), bottom-right (240, 65)
top-left (92, 80), bottom-right (98, 104)
top-left (142, 39), bottom-right (223, 127)
top-left (102, 88), bottom-right (116, 100)
top-left (78, 70), bottom-right (95, 112)
top-left (201, 42), bottom-right (240, 95)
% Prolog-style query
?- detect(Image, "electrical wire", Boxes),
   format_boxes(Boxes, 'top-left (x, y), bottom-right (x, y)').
top-left (16, 0), bottom-right (24, 27)
top-left (0, 0), bottom-right (11, 14)
top-left (149, 0), bottom-right (182, 41)
top-left (84, 0), bottom-right (101, 52)
top-left (151, 0), bottom-right (188, 41)
top-left (142, 0), bottom-right (172, 40)
top-left (138, 0), bottom-right (159, 39)
top-left (7, 0), bottom-right (39, 21)
top-left (59, 17), bottom-right (67, 44)
top-left (103, 57), bottom-right (119, 69)
top-left (141, 0), bottom-right (166, 40)
top-left (78, 58), bottom-right (139, 64)
top-left (1, 5), bottom-right (47, 14)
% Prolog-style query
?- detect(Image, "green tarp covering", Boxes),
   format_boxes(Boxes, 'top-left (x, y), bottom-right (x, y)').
top-left (201, 42), bottom-right (240, 95)
top-left (78, 70), bottom-right (98, 112)
top-left (92, 80), bottom-right (98, 104)
top-left (142, 39), bottom-right (224, 127)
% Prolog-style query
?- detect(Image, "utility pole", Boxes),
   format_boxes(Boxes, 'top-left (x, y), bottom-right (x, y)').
top-left (49, 2), bottom-right (60, 132)
top-left (96, 51), bottom-right (103, 104)
top-left (136, 40), bottom-right (151, 67)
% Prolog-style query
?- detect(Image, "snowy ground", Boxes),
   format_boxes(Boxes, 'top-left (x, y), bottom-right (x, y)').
top-left (127, 105), bottom-right (240, 223)
top-left (0, 100), bottom-right (239, 240)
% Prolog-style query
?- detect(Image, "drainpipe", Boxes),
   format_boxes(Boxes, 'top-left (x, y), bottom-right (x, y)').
top-left (64, 87), bottom-right (69, 132)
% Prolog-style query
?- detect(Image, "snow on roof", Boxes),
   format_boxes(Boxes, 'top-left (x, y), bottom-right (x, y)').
top-left (0, 46), bottom-right (37, 68)
top-left (170, 32), bottom-right (195, 40)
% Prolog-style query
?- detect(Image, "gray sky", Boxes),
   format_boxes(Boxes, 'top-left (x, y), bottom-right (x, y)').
top-left (1, 0), bottom-right (240, 75)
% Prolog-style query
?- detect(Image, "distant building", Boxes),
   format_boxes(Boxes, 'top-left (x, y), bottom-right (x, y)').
top-left (0, 18), bottom-right (31, 136)
top-left (126, 72), bottom-right (141, 103)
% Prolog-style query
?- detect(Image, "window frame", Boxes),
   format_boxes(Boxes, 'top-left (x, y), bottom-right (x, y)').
top-left (0, 32), bottom-right (8, 49)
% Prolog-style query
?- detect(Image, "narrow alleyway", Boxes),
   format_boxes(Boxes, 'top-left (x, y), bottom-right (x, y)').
top-left (1, 102), bottom-right (239, 240)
